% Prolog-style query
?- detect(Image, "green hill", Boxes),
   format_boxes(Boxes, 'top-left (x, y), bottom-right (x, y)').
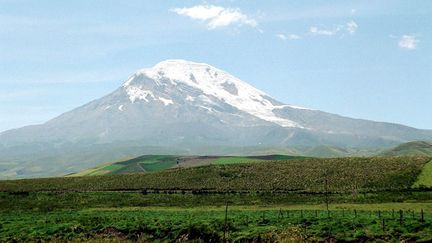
top-left (301, 145), bottom-right (351, 157)
top-left (69, 154), bottom-right (305, 176)
top-left (381, 141), bottom-right (432, 157)
top-left (414, 159), bottom-right (432, 188)
top-left (2, 157), bottom-right (430, 193)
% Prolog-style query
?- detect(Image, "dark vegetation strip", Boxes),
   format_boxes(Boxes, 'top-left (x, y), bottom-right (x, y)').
top-left (2, 191), bottom-right (432, 212)
top-left (0, 157), bottom-right (429, 193)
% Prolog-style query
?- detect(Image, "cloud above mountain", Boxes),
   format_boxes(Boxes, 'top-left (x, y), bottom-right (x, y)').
top-left (346, 21), bottom-right (358, 34)
top-left (309, 20), bottom-right (358, 36)
top-left (398, 35), bottom-right (418, 50)
top-left (172, 5), bottom-right (257, 30)
top-left (276, 34), bottom-right (301, 41)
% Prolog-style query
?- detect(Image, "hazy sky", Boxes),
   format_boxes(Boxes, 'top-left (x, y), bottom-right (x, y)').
top-left (0, 0), bottom-right (431, 132)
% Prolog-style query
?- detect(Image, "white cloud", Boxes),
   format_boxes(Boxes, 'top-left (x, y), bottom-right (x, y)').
top-left (172, 5), bottom-right (257, 30)
top-left (288, 34), bottom-right (301, 40)
top-left (276, 34), bottom-right (287, 40)
top-left (276, 34), bottom-right (301, 41)
top-left (310, 20), bottom-right (358, 36)
top-left (346, 21), bottom-right (358, 34)
top-left (309, 26), bottom-right (340, 36)
top-left (398, 35), bottom-right (418, 50)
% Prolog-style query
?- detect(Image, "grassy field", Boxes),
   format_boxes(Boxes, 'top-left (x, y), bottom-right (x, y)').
top-left (414, 159), bottom-right (432, 188)
top-left (70, 154), bottom-right (307, 176)
top-left (2, 206), bottom-right (432, 242)
top-left (1, 190), bottom-right (432, 242)
top-left (210, 155), bottom-right (304, 165)
top-left (1, 156), bottom-right (432, 241)
top-left (1, 157), bottom-right (429, 192)
top-left (2, 191), bottom-right (432, 212)
top-left (211, 157), bottom-right (263, 165)
top-left (70, 155), bottom-right (177, 176)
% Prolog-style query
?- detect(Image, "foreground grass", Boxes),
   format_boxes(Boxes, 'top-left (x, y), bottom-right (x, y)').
top-left (2, 157), bottom-right (431, 241)
top-left (1, 191), bottom-right (432, 241)
top-left (1, 205), bottom-right (432, 242)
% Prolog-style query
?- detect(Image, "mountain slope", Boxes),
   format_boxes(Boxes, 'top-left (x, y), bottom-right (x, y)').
top-left (1, 60), bottom-right (431, 178)
top-left (381, 141), bottom-right (432, 157)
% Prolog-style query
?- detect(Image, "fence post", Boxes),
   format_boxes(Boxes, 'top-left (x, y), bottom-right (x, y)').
top-left (421, 209), bottom-right (424, 223)
top-left (382, 218), bottom-right (385, 232)
top-left (378, 210), bottom-right (381, 219)
top-left (399, 210), bottom-right (403, 225)
top-left (354, 209), bottom-right (357, 218)
top-left (223, 201), bottom-right (228, 242)
top-left (315, 210), bottom-right (318, 218)
top-left (392, 209), bottom-right (395, 218)
top-left (324, 176), bottom-right (329, 211)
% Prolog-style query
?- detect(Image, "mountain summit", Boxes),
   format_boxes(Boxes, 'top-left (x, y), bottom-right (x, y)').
top-left (123, 59), bottom-right (303, 128)
top-left (1, 60), bottom-right (431, 178)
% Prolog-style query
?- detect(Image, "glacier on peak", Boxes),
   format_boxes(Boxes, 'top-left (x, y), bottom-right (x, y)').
top-left (122, 59), bottom-right (304, 128)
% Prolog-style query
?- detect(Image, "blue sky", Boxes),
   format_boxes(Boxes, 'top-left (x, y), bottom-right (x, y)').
top-left (0, 0), bottom-right (431, 132)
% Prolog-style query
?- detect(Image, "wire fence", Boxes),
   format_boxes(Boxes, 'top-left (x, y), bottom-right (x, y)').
top-left (220, 204), bottom-right (431, 240)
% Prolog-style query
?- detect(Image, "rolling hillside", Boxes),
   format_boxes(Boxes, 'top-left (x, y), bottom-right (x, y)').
top-left (2, 157), bottom-right (430, 193)
top-left (414, 159), bottom-right (432, 188)
top-left (69, 154), bottom-right (305, 176)
top-left (381, 141), bottom-right (432, 156)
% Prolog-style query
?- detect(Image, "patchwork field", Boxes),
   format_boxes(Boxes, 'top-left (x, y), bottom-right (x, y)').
top-left (69, 154), bottom-right (306, 177)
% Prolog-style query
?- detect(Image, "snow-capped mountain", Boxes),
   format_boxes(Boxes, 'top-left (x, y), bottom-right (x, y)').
top-left (1, 60), bottom-right (431, 178)
top-left (124, 60), bottom-right (303, 128)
